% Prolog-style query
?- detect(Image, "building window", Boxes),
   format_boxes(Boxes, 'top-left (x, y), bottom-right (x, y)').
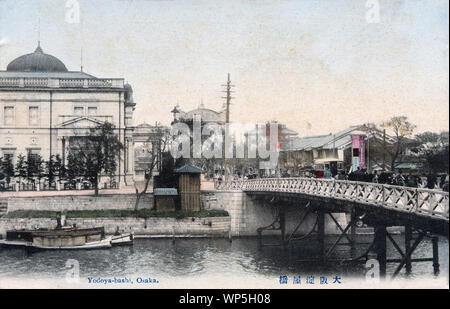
top-left (88, 107), bottom-right (97, 116)
top-left (4, 106), bottom-right (14, 125)
top-left (74, 106), bottom-right (84, 116)
top-left (29, 106), bottom-right (39, 126)
top-left (2, 152), bottom-right (14, 162)
top-left (27, 149), bottom-right (41, 163)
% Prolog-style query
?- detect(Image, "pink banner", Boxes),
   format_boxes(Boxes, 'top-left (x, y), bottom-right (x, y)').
top-left (352, 135), bottom-right (366, 170)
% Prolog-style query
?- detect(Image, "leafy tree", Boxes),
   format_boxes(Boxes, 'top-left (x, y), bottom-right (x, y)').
top-left (67, 153), bottom-right (84, 188)
top-left (54, 154), bottom-right (66, 182)
top-left (384, 116), bottom-right (416, 169)
top-left (413, 131), bottom-right (449, 174)
top-left (422, 145), bottom-right (449, 174)
top-left (415, 132), bottom-right (440, 145)
top-left (26, 153), bottom-right (45, 185)
top-left (364, 117), bottom-right (416, 171)
top-left (0, 156), bottom-right (14, 185)
top-left (45, 155), bottom-right (60, 185)
top-left (15, 154), bottom-right (27, 185)
top-left (70, 122), bottom-right (124, 195)
top-left (134, 125), bottom-right (170, 211)
top-left (0, 157), bottom-right (4, 183)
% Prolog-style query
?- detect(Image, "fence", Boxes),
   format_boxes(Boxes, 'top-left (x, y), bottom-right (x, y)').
top-left (215, 177), bottom-right (449, 221)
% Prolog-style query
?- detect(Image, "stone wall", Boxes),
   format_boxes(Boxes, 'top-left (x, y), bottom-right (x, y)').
top-left (1, 190), bottom-right (348, 237)
top-left (6, 193), bottom-right (153, 212)
top-left (0, 216), bottom-right (231, 238)
top-left (203, 190), bottom-right (347, 236)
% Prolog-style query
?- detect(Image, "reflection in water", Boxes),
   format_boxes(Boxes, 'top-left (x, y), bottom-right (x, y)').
top-left (0, 235), bottom-right (448, 285)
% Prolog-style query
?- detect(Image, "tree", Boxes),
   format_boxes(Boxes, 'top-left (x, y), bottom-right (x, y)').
top-left (415, 132), bottom-right (440, 145)
top-left (45, 155), bottom-right (61, 186)
top-left (67, 153), bottom-right (83, 188)
top-left (364, 117), bottom-right (416, 171)
top-left (26, 153), bottom-right (44, 186)
top-left (422, 145), bottom-right (449, 174)
top-left (15, 154), bottom-right (27, 185)
top-left (0, 156), bottom-right (14, 185)
top-left (134, 125), bottom-right (170, 211)
top-left (69, 122), bottom-right (124, 196)
top-left (54, 154), bottom-right (66, 183)
top-left (384, 116), bottom-right (416, 170)
top-left (413, 131), bottom-right (449, 174)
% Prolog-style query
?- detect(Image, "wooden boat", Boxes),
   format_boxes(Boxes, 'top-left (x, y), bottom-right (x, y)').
top-left (0, 237), bottom-right (112, 250)
top-left (0, 226), bottom-right (112, 250)
top-left (111, 232), bottom-right (134, 246)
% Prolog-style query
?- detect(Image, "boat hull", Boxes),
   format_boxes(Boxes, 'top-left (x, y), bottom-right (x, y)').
top-left (0, 237), bottom-right (112, 250)
top-left (111, 233), bottom-right (134, 246)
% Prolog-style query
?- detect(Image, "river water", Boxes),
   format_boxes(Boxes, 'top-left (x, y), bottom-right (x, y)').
top-left (0, 235), bottom-right (448, 288)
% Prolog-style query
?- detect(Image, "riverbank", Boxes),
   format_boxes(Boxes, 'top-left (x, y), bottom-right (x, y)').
top-left (0, 209), bottom-right (231, 238)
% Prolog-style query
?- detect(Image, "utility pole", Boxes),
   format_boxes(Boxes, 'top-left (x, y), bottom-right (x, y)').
top-left (221, 73), bottom-right (234, 180)
top-left (382, 128), bottom-right (386, 172)
top-left (222, 73), bottom-right (234, 124)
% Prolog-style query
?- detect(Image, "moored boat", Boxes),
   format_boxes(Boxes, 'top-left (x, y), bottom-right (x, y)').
top-left (0, 236), bottom-right (113, 250)
top-left (0, 226), bottom-right (112, 250)
top-left (111, 232), bottom-right (134, 246)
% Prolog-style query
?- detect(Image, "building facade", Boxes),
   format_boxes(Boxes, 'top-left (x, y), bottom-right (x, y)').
top-left (0, 44), bottom-right (136, 185)
top-left (280, 125), bottom-right (396, 176)
top-left (133, 122), bottom-right (169, 179)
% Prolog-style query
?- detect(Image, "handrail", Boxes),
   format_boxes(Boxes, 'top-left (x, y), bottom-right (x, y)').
top-left (0, 77), bottom-right (124, 89)
top-left (215, 177), bottom-right (449, 221)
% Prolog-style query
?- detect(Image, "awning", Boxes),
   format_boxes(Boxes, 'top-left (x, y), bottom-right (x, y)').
top-left (394, 163), bottom-right (424, 170)
top-left (314, 158), bottom-right (343, 164)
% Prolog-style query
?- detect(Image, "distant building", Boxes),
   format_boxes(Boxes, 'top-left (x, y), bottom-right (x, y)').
top-left (280, 125), bottom-right (395, 176)
top-left (246, 121), bottom-right (298, 176)
top-left (0, 43), bottom-right (136, 185)
top-left (133, 123), bottom-right (169, 179)
top-left (171, 103), bottom-right (226, 125)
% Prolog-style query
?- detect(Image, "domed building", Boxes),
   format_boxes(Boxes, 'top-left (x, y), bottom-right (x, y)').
top-left (0, 43), bottom-right (136, 187)
top-left (171, 103), bottom-right (226, 125)
top-left (6, 44), bottom-right (69, 72)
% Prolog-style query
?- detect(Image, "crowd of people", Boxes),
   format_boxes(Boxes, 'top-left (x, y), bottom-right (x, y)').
top-left (220, 168), bottom-right (449, 192)
top-left (327, 168), bottom-right (449, 192)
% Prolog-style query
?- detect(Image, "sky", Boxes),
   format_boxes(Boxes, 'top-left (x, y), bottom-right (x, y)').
top-left (0, 0), bottom-right (448, 136)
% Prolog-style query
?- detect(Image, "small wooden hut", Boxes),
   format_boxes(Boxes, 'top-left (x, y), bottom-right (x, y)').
top-left (153, 188), bottom-right (178, 212)
top-left (176, 164), bottom-right (202, 212)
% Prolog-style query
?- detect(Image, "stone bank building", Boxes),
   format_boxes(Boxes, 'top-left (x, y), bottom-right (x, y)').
top-left (0, 44), bottom-right (136, 185)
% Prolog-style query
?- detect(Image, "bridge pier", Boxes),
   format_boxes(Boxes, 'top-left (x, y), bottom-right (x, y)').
top-left (432, 236), bottom-right (440, 276)
top-left (374, 224), bottom-right (387, 278)
top-left (350, 208), bottom-right (357, 257)
top-left (405, 224), bottom-right (412, 274)
top-left (317, 210), bottom-right (325, 258)
top-left (280, 207), bottom-right (286, 246)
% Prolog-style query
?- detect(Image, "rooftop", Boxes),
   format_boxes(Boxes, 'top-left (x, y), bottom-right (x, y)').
top-left (175, 164), bottom-right (203, 174)
top-left (6, 43), bottom-right (68, 73)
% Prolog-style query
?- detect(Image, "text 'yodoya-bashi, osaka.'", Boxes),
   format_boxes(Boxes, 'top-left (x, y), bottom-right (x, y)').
top-left (87, 277), bottom-right (159, 285)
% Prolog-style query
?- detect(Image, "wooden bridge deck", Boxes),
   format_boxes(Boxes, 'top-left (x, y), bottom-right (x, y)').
top-left (216, 177), bottom-right (449, 236)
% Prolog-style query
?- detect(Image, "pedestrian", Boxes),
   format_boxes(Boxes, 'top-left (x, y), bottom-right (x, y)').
top-left (407, 173), bottom-right (417, 188)
top-left (396, 170), bottom-right (406, 186)
top-left (427, 173), bottom-right (437, 190)
top-left (324, 168), bottom-right (333, 179)
top-left (372, 170), bottom-right (379, 183)
top-left (337, 170), bottom-right (346, 180)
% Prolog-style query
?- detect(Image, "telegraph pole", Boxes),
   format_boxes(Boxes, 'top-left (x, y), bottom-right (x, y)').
top-left (382, 128), bottom-right (386, 172)
top-left (221, 73), bottom-right (234, 180)
top-left (222, 73), bottom-right (234, 124)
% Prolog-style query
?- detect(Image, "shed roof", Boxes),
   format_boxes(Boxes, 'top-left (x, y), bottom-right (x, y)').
top-left (175, 164), bottom-right (202, 174)
top-left (153, 188), bottom-right (178, 196)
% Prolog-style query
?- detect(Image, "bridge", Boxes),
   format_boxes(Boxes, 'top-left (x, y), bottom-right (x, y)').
top-left (215, 177), bottom-right (449, 278)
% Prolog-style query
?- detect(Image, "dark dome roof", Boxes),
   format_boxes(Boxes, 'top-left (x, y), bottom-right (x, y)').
top-left (6, 44), bottom-right (68, 72)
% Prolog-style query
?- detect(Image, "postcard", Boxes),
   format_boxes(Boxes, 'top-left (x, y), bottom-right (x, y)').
top-left (0, 0), bottom-right (448, 294)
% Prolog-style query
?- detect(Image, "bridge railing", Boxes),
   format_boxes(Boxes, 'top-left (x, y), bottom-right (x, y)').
top-left (214, 177), bottom-right (449, 221)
